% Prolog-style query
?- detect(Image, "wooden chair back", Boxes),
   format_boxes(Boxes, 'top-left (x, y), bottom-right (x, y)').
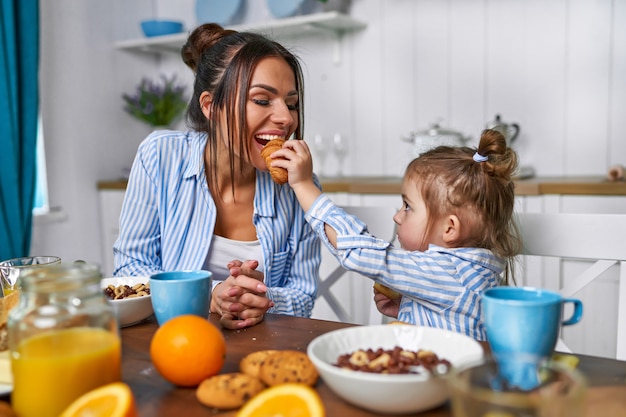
top-left (314, 205), bottom-right (398, 325)
top-left (516, 212), bottom-right (626, 359)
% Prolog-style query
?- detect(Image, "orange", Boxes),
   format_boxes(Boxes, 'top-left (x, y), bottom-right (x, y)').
top-left (59, 382), bottom-right (137, 417)
top-left (150, 314), bottom-right (226, 387)
top-left (236, 383), bottom-right (325, 417)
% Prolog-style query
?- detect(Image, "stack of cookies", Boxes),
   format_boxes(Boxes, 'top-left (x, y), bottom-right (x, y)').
top-left (196, 349), bottom-right (319, 410)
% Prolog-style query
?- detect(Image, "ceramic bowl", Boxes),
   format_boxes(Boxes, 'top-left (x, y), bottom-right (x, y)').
top-left (140, 20), bottom-right (184, 37)
top-left (307, 324), bottom-right (484, 414)
top-left (101, 276), bottom-right (152, 327)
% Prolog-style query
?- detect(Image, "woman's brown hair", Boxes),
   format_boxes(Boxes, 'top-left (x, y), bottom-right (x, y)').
top-left (181, 23), bottom-right (305, 197)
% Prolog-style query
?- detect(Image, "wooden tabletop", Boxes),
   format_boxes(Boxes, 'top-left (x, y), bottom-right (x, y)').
top-left (122, 313), bottom-right (626, 416)
top-left (98, 176), bottom-right (626, 196)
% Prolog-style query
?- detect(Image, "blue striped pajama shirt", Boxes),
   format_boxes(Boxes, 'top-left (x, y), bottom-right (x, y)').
top-left (306, 194), bottom-right (506, 340)
top-left (113, 130), bottom-right (321, 317)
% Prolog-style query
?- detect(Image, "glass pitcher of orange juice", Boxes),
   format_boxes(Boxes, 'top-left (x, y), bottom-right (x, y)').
top-left (8, 262), bottom-right (121, 417)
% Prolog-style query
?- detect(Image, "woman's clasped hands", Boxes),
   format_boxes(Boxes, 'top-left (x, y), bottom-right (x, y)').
top-left (211, 259), bottom-right (275, 329)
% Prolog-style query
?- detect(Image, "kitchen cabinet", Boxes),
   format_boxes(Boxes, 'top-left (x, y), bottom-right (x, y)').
top-left (98, 188), bottom-right (126, 278)
top-left (115, 12), bottom-right (366, 63)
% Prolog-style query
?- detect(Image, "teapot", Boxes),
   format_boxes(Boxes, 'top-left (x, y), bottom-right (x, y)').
top-left (486, 114), bottom-right (520, 145)
top-left (402, 122), bottom-right (471, 157)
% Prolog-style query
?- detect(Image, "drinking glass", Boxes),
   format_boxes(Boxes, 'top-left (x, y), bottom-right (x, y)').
top-left (0, 256), bottom-right (61, 295)
top-left (448, 356), bottom-right (586, 417)
top-left (312, 134), bottom-right (327, 176)
top-left (332, 133), bottom-right (348, 177)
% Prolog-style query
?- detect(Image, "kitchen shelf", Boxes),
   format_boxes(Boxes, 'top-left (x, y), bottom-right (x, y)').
top-left (114, 12), bottom-right (367, 55)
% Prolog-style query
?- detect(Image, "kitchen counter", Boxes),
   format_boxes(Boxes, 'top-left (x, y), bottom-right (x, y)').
top-left (97, 176), bottom-right (626, 196)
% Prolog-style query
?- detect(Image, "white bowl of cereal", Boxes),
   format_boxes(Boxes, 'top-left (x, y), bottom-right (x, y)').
top-left (101, 276), bottom-right (152, 327)
top-left (307, 324), bottom-right (484, 414)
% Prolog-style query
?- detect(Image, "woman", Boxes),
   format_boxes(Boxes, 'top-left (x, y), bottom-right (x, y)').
top-left (114, 23), bottom-right (321, 329)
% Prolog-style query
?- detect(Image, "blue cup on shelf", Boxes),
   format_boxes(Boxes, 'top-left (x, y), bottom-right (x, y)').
top-left (140, 20), bottom-right (184, 37)
top-left (149, 270), bottom-right (212, 325)
top-left (482, 286), bottom-right (583, 390)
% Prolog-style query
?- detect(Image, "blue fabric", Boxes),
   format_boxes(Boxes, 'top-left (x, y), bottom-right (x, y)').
top-left (0, 0), bottom-right (39, 259)
top-left (113, 130), bottom-right (322, 317)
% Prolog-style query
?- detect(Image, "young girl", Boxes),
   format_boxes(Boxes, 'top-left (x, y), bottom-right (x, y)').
top-left (273, 129), bottom-right (521, 340)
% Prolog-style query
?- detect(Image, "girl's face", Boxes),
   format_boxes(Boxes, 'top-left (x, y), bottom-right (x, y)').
top-left (243, 56), bottom-right (299, 170)
top-left (393, 177), bottom-right (432, 252)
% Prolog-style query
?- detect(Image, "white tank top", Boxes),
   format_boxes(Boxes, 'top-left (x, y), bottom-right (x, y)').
top-left (203, 235), bottom-right (265, 283)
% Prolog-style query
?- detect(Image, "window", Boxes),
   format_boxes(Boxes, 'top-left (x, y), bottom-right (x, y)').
top-left (32, 115), bottom-right (49, 216)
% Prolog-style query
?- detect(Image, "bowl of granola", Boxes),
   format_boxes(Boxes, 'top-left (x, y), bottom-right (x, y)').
top-left (101, 276), bottom-right (152, 327)
top-left (306, 324), bottom-right (484, 414)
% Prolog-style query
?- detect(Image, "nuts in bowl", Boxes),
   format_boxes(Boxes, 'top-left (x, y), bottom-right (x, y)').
top-left (306, 324), bottom-right (484, 414)
top-left (101, 277), bottom-right (153, 327)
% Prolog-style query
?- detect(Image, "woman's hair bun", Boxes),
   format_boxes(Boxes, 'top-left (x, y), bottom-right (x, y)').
top-left (181, 23), bottom-right (236, 72)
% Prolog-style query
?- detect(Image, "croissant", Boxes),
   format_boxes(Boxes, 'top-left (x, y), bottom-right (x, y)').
top-left (261, 139), bottom-right (288, 184)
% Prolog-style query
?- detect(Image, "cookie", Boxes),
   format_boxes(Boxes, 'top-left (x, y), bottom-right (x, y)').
top-left (374, 282), bottom-right (401, 300)
top-left (258, 350), bottom-right (319, 387)
top-left (195, 372), bottom-right (266, 410)
top-left (261, 139), bottom-right (288, 184)
top-left (239, 349), bottom-right (278, 379)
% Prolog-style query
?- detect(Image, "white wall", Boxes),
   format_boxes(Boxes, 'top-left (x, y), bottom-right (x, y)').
top-left (32, 0), bottom-right (626, 272)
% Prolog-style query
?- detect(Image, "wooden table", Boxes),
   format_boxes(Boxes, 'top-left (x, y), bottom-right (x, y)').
top-left (122, 313), bottom-right (626, 416)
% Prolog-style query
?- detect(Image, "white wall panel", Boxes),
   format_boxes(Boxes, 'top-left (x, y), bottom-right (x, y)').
top-left (519, 0), bottom-right (568, 175)
top-left (414, 0), bottom-right (451, 132)
top-left (381, 0), bottom-right (417, 176)
top-left (566, 0), bottom-right (612, 175)
top-left (609, 0), bottom-right (626, 167)
top-left (350, 0), bottom-right (386, 176)
top-left (292, 32), bottom-right (355, 177)
top-left (450, 0), bottom-right (485, 146)
top-left (484, 0), bottom-right (524, 145)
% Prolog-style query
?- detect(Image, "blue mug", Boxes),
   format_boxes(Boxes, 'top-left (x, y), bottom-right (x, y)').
top-left (150, 270), bottom-right (212, 326)
top-left (482, 286), bottom-right (583, 389)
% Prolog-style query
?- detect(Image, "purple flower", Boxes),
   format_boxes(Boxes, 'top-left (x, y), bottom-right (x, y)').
top-left (122, 74), bottom-right (188, 127)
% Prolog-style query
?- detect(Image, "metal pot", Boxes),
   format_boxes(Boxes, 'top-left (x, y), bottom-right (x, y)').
top-left (486, 114), bottom-right (520, 145)
top-left (402, 123), bottom-right (471, 157)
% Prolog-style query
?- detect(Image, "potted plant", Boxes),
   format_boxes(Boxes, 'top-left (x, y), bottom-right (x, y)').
top-left (122, 74), bottom-right (187, 128)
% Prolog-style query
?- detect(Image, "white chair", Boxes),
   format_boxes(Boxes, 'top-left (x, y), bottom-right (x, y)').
top-left (516, 212), bottom-right (626, 360)
top-left (314, 205), bottom-right (398, 325)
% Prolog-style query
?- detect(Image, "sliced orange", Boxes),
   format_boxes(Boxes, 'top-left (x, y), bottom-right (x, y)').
top-left (59, 382), bottom-right (137, 417)
top-left (236, 383), bottom-right (325, 417)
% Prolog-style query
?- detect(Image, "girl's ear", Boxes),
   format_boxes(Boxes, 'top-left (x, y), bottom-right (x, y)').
top-left (200, 92), bottom-right (212, 119)
top-left (442, 214), bottom-right (461, 244)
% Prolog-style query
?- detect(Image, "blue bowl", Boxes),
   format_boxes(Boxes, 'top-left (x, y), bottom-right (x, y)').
top-left (140, 20), bottom-right (184, 37)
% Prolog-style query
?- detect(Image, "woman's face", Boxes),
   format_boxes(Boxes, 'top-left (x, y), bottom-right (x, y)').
top-left (242, 56), bottom-right (299, 171)
top-left (393, 177), bottom-right (431, 251)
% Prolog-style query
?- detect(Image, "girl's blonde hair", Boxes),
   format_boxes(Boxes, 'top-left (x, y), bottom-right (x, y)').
top-left (405, 129), bottom-right (522, 264)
